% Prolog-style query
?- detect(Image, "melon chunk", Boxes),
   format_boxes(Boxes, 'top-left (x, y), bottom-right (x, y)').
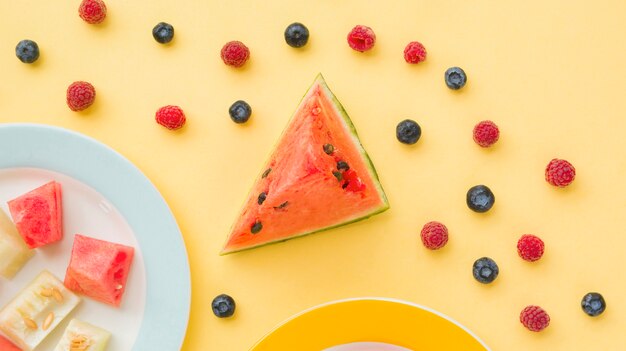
top-left (7, 181), bottom-right (63, 249)
top-left (222, 74), bottom-right (389, 254)
top-left (64, 234), bottom-right (135, 307)
top-left (54, 319), bottom-right (111, 351)
top-left (0, 334), bottom-right (21, 351)
top-left (0, 271), bottom-right (81, 351)
top-left (0, 209), bottom-right (33, 279)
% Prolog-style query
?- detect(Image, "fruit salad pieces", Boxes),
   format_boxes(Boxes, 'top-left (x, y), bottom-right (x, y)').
top-left (0, 209), bottom-right (33, 279)
top-left (54, 319), bottom-right (111, 351)
top-left (0, 271), bottom-right (81, 351)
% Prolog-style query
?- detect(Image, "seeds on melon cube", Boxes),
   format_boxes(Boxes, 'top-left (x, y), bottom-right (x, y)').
top-left (0, 270), bottom-right (81, 351)
top-left (0, 334), bottom-right (21, 351)
top-left (0, 209), bottom-right (33, 279)
top-left (54, 319), bottom-right (111, 351)
top-left (64, 234), bottom-right (135, 307)
top-left (7, 181), bottom-right (63, 249)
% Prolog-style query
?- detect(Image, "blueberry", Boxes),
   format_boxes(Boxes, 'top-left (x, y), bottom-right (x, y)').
top-left (152, 22), bottom-right (175, 44)
top-left (211, 294), bottom-right (236, 318)
top-left (229, 100), bottom-right (252, 124)
top-left (284, 22), bottom-right (309, 48)
top-left (444, 67), bottom-right (467, 90)
top-left (466, 185), bottom-right (495, 213)
top-left (396, 119), bottom-right (421, 144)
top-left (472, 257), bottom-right (499, 284)
top-left (15, 40), bottom-right (40, 64)
top-left (581, 292), bottom-right (606, 317)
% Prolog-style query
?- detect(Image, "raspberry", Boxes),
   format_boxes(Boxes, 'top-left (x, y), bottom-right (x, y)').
top-left (545, 158), bottom-right (575, 187)
top-left (517, 234), bottom-right (544, 262)
top-left (78, 0), bottom-right (107, 24)
top-left (520, 305), bottom-right (550, 332)
top-left (155, 105), bottom-right (186, 130)
top-left (66, 81), bottom-right (96, 111)
top-left (420, 221), bottom-right (448, 250)
top-left (403, 41), bottom-right (427, 64)
top-left (347, 25), bottom-right (376, 52)
top-left (473, 120), bottom-right (499, 147)
top-left (220, 41), bottom-right (250, 67)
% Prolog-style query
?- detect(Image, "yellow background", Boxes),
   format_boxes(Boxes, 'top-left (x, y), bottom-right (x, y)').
top-left (1, 0), bottom-right (625, 349)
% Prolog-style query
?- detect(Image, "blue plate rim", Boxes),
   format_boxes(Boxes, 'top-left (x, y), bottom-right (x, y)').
top-left (0, 123), bottom-right (191, 351)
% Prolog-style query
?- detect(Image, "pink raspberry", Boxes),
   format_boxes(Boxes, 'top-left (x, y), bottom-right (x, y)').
top-left (78, 0), bottom-right (107, 24)
top-left (347, 25), bottom-right (376, 52)
top-left (220, 41), bottom-right (250, 67)
top-left (66, 81), bottom-right (96, 111)
top-left (473, 120), bottom-right (500, 147)
top-left (517, 234), bottom-right (544, 262)
top-left (403, 41), bottom-right (427, 64)
top-left (155, 105), bottom-right (186, 130)
top-left (520, 305), bottom-right (550, 332)
top-left (545, 158), bottom-right (576, 187)
top-left (420, 221), bottom-right (449, 250)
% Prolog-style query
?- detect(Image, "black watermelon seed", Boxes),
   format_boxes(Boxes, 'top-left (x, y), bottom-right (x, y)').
top-left (323, 144), bottom-right (334, 155)
top-left (342, 182), bottom-right (349, 189)
top-left (251, 221), bottom-right (263, 234)
top-left (262, 168), bottom-right (271, 178)
top-left (337, 161), bottom-right (349, 171)
top-left (274, 201), bottom-right (289, 210)
top-left (333, 171), bottom-right (343, 181)
top-left (257, 192), bottom-right (267, 205)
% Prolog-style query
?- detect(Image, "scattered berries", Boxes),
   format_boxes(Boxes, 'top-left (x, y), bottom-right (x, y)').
top-left (545, 158), bottom-right (576, 187)
top-left (78, 0), bottom-right (107, 24)
top-left (211, 294), bottom-right (236, 318)
top-left (473, 120), bottom-right (500, 147)
top-left (420, 221), bottom-right (449, 250)
top-left (284, 22), bottom-right (310, 48)
top-left (444, 67), bottom-right (467, 90)
top-left (15, 40), bottom-right (40, 64)
top-left (347, 25), bottom-right (376, 52)
top-left (152, 22), bottom-right (175, 44)
top-left (520, 305), bottom-right (550, 332)
top-left (229, 100), bottom-right (252, 124)
top-left (403, 41), bottom-right (427, 64)
top-left (581, 292), bottom-right (606, 317)
top-left (220, 41), bottom-right (250, 67)
top-left (466, 185), bottom-right (495, 213)
top-left (155, 105), bottom-right (186, 130)
top-left (517, 234), bottom-right (544, 262)
top-left (472, 257), bottom-right (499, 284)
top-left (66, 81), bottom-right (96, 111)
top-left (396, 119), bottom-right (421, 145)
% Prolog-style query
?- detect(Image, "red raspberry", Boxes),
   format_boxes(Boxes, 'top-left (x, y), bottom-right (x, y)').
top-left (347, 25), bottom-right (376, 52)
top-left (155, 105), bottom-right (186, 130)
top-left (517, 234), bottom-right (544, 262)
top-left (220, 41), bottom-right (250, 67)
top-left (78, 0), bottom-right (107, 24)
top-left (545, 158), bottom-right (575, 187)
top-left (403, 41), bottom-right (427, 64)
top-left (520, 305), bottom-right (550, 332)
top-left (420, 221), bottom-right (449, 250)
top-left (473, 120), bottom-right (499, 147)
top-left (66, 81), bottom-right (96, 111)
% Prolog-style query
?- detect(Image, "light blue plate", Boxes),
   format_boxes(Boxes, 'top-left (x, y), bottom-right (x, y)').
top-left (0, 123), bottom-right (190, 351)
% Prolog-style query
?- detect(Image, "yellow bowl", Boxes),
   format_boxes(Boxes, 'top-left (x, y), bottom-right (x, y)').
top-left (251, 297), bottom-right (491, 351)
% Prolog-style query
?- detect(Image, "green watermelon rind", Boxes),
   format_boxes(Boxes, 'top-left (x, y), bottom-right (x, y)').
top-left (221, 74), bottom-right (389, 255)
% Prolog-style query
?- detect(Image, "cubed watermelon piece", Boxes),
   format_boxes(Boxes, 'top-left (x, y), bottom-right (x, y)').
top-left (64, 234), bottom-right (135, 307)
top-left (0, 209), bottom-right (34, 279)
top-left (0, 334), bottom-right (21, 351)
top-left (7, 181), bottom-right (63, 249)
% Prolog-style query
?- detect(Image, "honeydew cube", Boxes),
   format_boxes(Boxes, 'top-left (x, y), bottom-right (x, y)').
top-left (0, 270), bottom-right (81, 351)
top-left (0, 209), bottom-right (33, 279)
top-left (54, 319), bottom-right (111, 351)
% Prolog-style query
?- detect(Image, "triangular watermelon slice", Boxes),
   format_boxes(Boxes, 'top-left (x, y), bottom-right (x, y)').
top-left (8, 181), bottom-right (63, 249)
top-left (222, 74), bottom-right (389, 254)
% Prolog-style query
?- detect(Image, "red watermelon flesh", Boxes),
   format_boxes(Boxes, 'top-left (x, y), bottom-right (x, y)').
top-left (8, 181), bottom-right (63, 249)
top-left (64, 234), bottom-right (135, 307)
top-left (222, 74), bottom-right (389, 254)
top-left (0, 334), bottom-right (21, 351)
